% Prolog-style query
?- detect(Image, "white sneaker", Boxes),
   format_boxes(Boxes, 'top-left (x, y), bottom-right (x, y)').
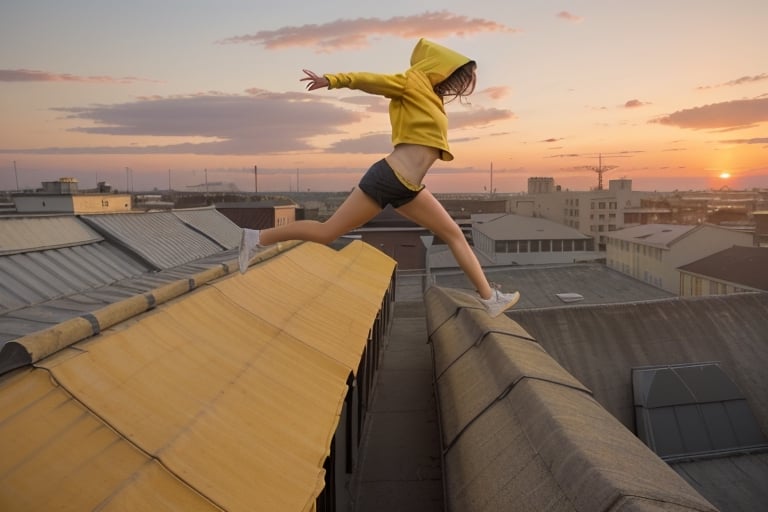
top-left (479, 289), bottom-right (520, 317)
top-left (238, 229), bottom-right (261, 273)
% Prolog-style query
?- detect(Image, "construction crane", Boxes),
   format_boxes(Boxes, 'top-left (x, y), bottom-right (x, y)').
top-left (574, 153), bottom-right (618, 190)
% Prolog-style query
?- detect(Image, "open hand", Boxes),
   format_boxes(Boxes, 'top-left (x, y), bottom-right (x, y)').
top-left (300, 69), bottom-right (329, 91)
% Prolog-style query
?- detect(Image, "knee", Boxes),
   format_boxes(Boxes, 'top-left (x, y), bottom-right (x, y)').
top-left (316, 222), bottom-right (342, 244)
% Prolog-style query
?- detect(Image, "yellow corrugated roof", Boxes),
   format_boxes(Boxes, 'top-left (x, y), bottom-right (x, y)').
top-left (0, 241), bottom-right (396, 511)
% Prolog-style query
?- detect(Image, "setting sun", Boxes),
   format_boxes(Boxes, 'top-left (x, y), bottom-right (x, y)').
top-left (719, 172), bottom-right (731, 179)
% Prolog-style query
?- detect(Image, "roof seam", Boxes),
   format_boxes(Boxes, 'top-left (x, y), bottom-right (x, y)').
top-left (34, 366), bottom-right (227, 511)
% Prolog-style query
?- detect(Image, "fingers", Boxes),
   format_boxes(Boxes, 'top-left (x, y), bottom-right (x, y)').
top-left (299, 69), bottom-right (327, 91)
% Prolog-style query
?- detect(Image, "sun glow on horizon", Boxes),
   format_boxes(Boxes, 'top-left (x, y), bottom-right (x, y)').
top-left (719, 172), bottom-right (732, 179)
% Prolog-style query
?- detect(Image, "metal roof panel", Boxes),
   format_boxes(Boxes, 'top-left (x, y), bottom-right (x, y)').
top-left (0, 215), bottom-right (102, 255)
top-left (81, 212), bottom-right (225, 269)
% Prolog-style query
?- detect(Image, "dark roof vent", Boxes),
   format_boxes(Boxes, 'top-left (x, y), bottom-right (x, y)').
top-left (632, 362), bottom-right (768, 461)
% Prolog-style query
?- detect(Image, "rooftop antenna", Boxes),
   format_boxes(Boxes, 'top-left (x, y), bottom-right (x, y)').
top-left (575, 153), bottom-right (618, 190)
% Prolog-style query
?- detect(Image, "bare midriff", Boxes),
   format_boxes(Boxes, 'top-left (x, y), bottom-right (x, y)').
top-left (385, 143), bottom-right (440, 188)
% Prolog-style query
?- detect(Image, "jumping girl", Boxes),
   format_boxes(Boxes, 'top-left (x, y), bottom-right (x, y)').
top-left (239, 38), bottom-right (520, 316)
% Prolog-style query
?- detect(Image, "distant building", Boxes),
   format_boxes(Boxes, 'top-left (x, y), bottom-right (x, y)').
top-left (437, 197), bottom-right (508, 219)
top-left (12, 177), bottom-right (132, 214)
top-left (471, 213), bottom-right (599, 265)
top-left (678, 246), bottom-right (768, 296)
top-left (754, 211), bottom-right (768, 247)
top-left (527, 177), bottom-right (556, 194)
top-left (516, 178), bottom-right (655, 251)
top-left (605, 224), bottom-right (753, 294)
top-left (215, 200), bottom-right (297, 230)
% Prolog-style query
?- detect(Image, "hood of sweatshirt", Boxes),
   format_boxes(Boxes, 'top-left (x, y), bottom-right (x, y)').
top-left (409, 38), bottom-right (474, 87)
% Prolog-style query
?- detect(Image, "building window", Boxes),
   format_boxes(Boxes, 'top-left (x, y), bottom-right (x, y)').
top-left (541, 240), bottom-right (551, 251)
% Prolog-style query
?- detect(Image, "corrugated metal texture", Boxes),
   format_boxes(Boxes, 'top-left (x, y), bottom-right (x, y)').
top-left (81, 211), bottom-right (226, 269)
top-left (173, 206), bottom-right (241, 250)
top-left (507, 293), bottom-right (768, 512)
top-left (0, 241), bottom-right (395, 511)
top-left (671, 453), bottom-right (768, 511)
top-left (425, 286), bottom-right (717, 512)
top-left (0, 242), bottom-right (150, 315)
top-left (0, 215), bottom-right (103, 255)
top-left (506, 294), bottom-right (768, 433)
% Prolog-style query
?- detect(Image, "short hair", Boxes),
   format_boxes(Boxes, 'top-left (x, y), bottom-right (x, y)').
top-left (433, 61), bottom-right (477, 103)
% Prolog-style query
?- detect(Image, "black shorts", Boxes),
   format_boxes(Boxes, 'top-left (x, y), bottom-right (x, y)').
top-left (358, 159), bottom-right (425, 208)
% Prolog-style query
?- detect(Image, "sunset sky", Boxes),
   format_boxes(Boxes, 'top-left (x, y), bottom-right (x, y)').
top-left (1, 0), bottom-right (766, 194)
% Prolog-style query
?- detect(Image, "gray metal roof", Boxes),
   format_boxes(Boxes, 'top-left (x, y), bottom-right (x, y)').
top-left (172, 206), bottom-right (241, 250)
top-left (678, 245), bottom-right (768, 291)
top-left (0, 215), bottom-right (102, 255)
top-left (0, 242), bottom-right (149, 317)
top-left (0, 210), bottom-right (240, 358)
top-left (81, 211), bottom-right (228, 269)
top-left (506, 293), bottom-right (768, 511)
top-left (604, 223), bottom-right (695, 247)
top-left (431, 262), bottom-right (674, 308)
top-left (472, 213), bottom-right (591, 240)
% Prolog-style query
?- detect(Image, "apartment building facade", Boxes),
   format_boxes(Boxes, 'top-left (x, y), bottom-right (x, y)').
top-left (605, 224), bottom-right (753, 294)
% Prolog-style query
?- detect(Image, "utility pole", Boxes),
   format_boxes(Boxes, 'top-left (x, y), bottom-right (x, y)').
top-left (490, 162), bottom-right (493, 197)
top-left (254, 165), bottom-right (258, 194)
top-left (13, 160), bottom-right (19, 191)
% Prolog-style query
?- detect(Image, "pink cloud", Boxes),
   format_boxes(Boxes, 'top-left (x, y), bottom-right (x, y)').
top-left (0, 69), bottom-right (160, 84)
top-left (651, 97), bottom-right (768, 130)
top-left (217, 11), bottom-right (518, 52)
top-left (696, 73), bottom-right (768, 90)
top-left (480, 86), bottom-right (512, 100)
top-left (556, 11), bottom-right (584, 23)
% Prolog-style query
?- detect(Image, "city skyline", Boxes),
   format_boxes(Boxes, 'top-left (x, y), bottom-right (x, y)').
top-left (1, 1), bottom-right (767, 193)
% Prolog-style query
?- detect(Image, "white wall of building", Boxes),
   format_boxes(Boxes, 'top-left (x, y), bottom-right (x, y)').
top-left (606, 225), bottom-right (753, 294)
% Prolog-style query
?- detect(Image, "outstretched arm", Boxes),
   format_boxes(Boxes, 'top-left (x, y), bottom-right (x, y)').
top-left (302, 68), bottom-right (405, 98)
top-left (300, 69), bottom-right (329, 91)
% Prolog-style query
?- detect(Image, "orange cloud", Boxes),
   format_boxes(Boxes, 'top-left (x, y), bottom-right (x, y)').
top-left (217, 11), bottom-right (518, 52)
top-left (651, 97), bottom-right (768, 130)
top-left (449, 107), bottom-right (516, 129)
top-left (0, 69), bottom-right (160, 84)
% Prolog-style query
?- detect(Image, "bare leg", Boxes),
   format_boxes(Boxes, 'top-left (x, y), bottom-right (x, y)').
top-left (260, 187), bottom-right (381, 246)
top-left (396, 189), bottom-right (494, 300)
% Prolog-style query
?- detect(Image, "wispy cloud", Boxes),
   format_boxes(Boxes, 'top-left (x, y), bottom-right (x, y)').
top-left (624, 99), bottom-right (650, 109)
top-left (696, 73), bottom-right (768, 90)
top-left (480, 86), bottom-right (512, 100)
top-left (719, 137), bottom-right (768, 145)
top-left (0, 69), bottom-right (160, 84)
top-left (216, 11), bottom-right (518, 52)
top-left (650, 97), bottom-right (768, 130)
top-left (450, 107), bottom-right (516, 129)
top-left (556, 11), bottom-right (584, 23)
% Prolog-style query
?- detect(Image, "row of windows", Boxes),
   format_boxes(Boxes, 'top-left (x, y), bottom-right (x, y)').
top-left (590, 224), bottom-right (618, 232)
top-left (494, 239), bottom-right (594, 253)
top-left (591, 201), bottom-right (618, 210)
top-left (607, 239), bottom-right (664, 261)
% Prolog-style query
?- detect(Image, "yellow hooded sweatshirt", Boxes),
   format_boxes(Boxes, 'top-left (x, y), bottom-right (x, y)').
top-left (324, 38), bottom-right (474, 161)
